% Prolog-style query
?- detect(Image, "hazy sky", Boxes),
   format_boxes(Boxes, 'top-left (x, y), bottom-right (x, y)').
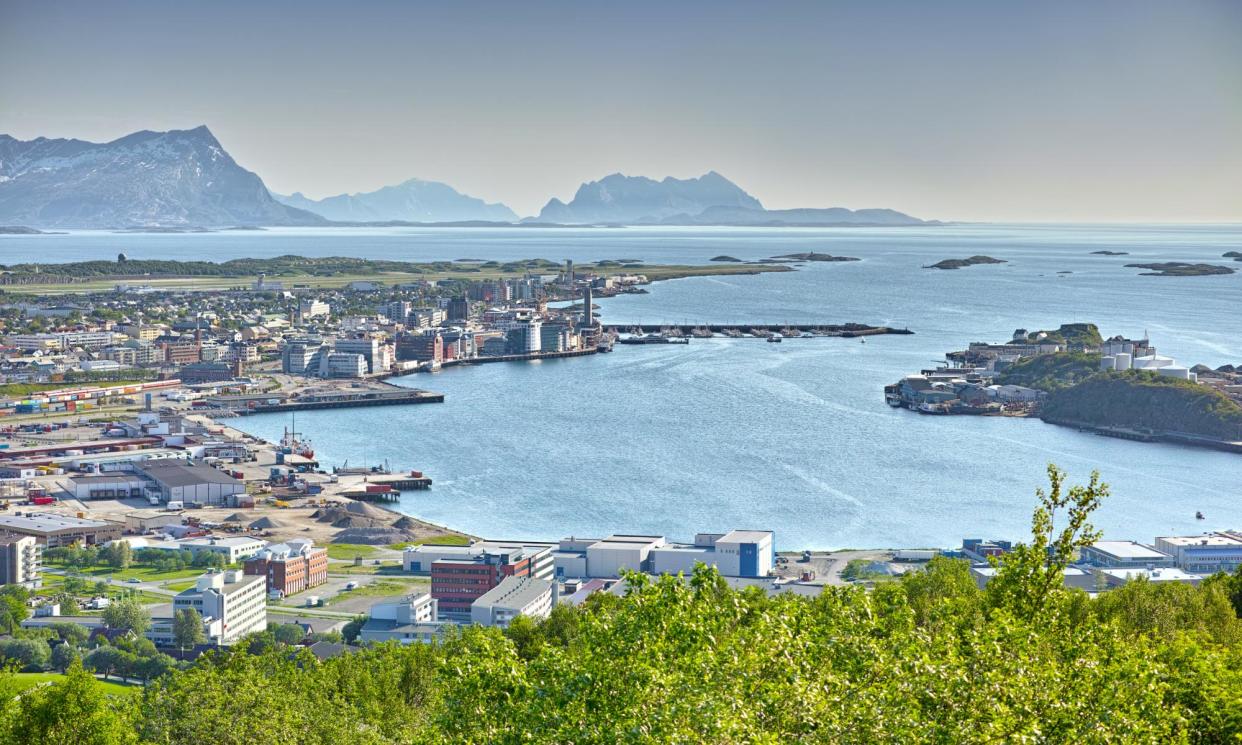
top-left (2, 1), bottom-right (1239, 221)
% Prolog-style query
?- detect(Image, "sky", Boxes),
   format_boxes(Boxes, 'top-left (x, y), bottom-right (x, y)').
top-left (2, 1), bottom-right (1240, 222)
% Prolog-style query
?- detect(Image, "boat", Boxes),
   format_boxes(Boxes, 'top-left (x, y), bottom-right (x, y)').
top-left (883, 384), bottom-right (904, 407)
top-left (767, 334), bottom-right (783, 343)
top-left (1196, 511), bottom-right (1205, 520)
top-left (280, 423), bottom-right (314, 460)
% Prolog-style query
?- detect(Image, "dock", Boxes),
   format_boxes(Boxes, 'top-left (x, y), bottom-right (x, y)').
top-left (602, 323), bottom-right (911, 337)
top-left (369, 474), bottom-right (433, 490)
top-left (221, 387), bottom-right (444, 415)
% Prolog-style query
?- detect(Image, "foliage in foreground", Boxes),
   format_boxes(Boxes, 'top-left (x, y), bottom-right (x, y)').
top-left (4, 466), bottom-right (1242, 743)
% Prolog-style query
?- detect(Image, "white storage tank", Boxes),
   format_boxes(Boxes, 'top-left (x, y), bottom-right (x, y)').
top-left (1114, 353), bottom-right (1132, 370)
top-left (1100, 356), bottom-right (1116, 371)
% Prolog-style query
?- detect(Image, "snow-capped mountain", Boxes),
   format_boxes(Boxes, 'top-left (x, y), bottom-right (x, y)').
top-left (0, 126), bottom-right (323, 228)
top-left (274, 179), bottom-right (518, 223)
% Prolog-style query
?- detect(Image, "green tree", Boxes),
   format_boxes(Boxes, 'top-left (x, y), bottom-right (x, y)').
top-left (985, 464), bottom-right (1105, 621)
top-left (101, 598), bottom-right (149, 635)
top-left (0, 637), bottom-right (51, 671)
top-left (50, 642), bottom-right (79, 672)
top-left (341, 615), bottom-right (366, 643)
top-left (50, 621), bottom-right (90, 647)
top-left (173, 608), bottom-right (205, 653)
top-left (271, 623), bottom-right (306, 646)
top-left (3, 659), bottom-right (138, 745)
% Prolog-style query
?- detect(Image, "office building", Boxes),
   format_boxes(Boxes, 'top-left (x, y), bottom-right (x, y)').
top-left (447, 297), bottom-right (470, 322)
top-left (171, 570), bottom-right (267, 645)
top-left (244, 540), bottom-right (328, 596)
top-left (471, 576), bottom-right (555, 628)
top-left (395, 331), bottom-right (443, 363)
top-left (406, 541), bottom-right (554, 618)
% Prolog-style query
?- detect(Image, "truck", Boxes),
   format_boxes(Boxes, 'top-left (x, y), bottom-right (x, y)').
top-left (166, 500), bottom-right (184, 511)
top-left (29, 495), bottom-right (55, 506)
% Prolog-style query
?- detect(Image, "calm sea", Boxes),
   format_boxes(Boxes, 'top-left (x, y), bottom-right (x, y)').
top-left (6, 224), bottom-right (1240, 549)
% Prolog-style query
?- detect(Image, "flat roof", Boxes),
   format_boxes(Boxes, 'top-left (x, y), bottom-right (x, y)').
top-left (69, 474), bottom-right (148, 484)
top-left (182, 536), bottom-right (266, 548)
top-left (0, 512), bottom-right (118, 534)
top-left (476, 575), bottom-right (552, 609)
top-left (718, 530), bottom-right (774, 544)
top-left (1156, 534), bottom-right (1242, 548)
top-left (1087, 541), bottom-right (1170, 560)
top-left (137, 460), bottom-right (241, 488)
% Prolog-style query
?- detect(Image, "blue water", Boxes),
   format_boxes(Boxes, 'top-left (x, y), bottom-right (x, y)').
top-left (7, 225), bottom-right (1241, 548)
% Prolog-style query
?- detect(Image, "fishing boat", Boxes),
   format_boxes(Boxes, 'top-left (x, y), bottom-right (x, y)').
top-left (280, 418), bottom-right (314, 460)
top-left (767, 334), bottom-right (783, 343)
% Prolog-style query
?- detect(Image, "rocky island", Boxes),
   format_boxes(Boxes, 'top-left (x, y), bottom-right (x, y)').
top-left (924, 255), bottom-right (1007, 270)
top-left (710, 255), bottom-right (743, 262)
top-left (1124, 262), bottom-right (1236, 276)
top-left (771, 253), bottom-right (860, 262)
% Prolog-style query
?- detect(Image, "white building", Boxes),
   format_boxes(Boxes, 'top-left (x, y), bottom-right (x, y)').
top-left (359, 593), bottom-right (445, 644)
top-left (0, 532), bottom-right (42, 588)
top-left (1096, 567), bottom-right (1203, 588)
top-left (1154, 534), bottom-right (1242, 574)
top-left (1079, 541), bottom-right (1174, 568)
top-left (470, 576), bottom-right (555, 628)
top-left (171, 570), bottom-right (267, 645)
top-left (318, 352), bottom-right (368, 378)
top-left (179, 536), bottom-right (268, 563)
top-left (649, 530), bottom-right (775, 579)
top-left (298, 299), bottom-right (331, 320)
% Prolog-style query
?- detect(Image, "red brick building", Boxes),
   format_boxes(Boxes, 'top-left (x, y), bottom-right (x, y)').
top-left (430, 546), bottom-right (545, 618)
top-left (243, 540), bottom-right (328, 597)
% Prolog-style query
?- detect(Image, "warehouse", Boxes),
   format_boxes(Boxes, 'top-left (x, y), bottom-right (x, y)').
top-left (0, 512), bottom-right (123, 547)
top-left (135, 459), bottom-right (246, 506)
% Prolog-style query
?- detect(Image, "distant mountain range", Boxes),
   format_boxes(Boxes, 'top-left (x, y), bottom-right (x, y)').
top-left (0, 125), bottom-right (931, 228)
top-left (0, 126), bottom-right (322, 229)
top-left (274, 179), bottom-right (517, 223)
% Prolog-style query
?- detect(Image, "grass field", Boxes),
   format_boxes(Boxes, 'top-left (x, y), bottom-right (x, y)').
top-left (340, 578), bottom-right (429, 598)
top-left (325, 543), bottom-right (381, 560)
top-left (8, 671), bottom-right (140, 697)
top-left (56, 566), bottom-right (207, 583)
top-left (163, 580), bottom-right (198, 592)
top-left (386, 534), bottom-right (472, 550)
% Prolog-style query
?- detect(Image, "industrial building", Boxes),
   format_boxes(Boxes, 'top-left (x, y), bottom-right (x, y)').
top-left (648, 531), bottom-right (776, 579)
top-left (548, 531), bottom-right (776, 580)
top-left (1079, 541), bottom-right (1174, 568)
top-left (0, 512), bottom-right (123, 547)
top-left (1154, 534), bottom-right (1242, 574)
top-left (135, 459), bottom-right (247, 505)
top-left (470, 576), bottom-right (556, 628)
